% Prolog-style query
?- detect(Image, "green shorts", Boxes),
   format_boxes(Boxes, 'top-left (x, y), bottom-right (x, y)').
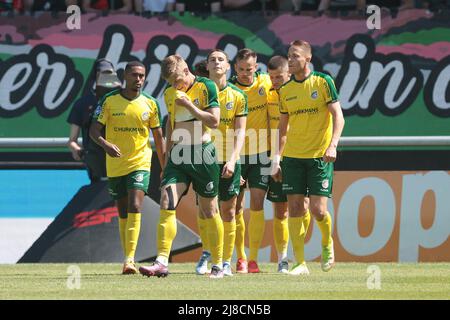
top-left (218, 161), bottom-right (241, 202)
top-left (281, 157), bottom-right (333, 198)
top-left (267, 176), bottom-right (287, 202)
top-left (108, 170), bottom-right (150, 200)
top-left (240, 152), bottom-right (270, 191)
top-left (161, 141), bottom-right (220, 198)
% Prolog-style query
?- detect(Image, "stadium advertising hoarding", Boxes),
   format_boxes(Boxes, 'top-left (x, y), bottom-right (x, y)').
top-left (173, 171), bottom-right (450, 263)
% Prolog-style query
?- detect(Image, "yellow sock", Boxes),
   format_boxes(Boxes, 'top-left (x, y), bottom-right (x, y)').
top-left (157, 209), bottom-right (177, 262)
top-left (119, 217), bottom-right (127, 256)
top-left (206, 213), bottom-right (224, 267)
top-left (273, 217), bottom-right (289, 260)
top-left (125, 213), bottom-right (141, 261)
top-left (316, 212), bottom-right (332, 247)
top-left (288, 216), bottom-right (306, 264)
top-left (235, 210), bottom-right (247, 260)
top-left (249, 209), bottom-right (265, 261)
top-left (197, 214), bottom-right (210, 253)
top-left (223, 220), bottom-right (236, 263)
top-left (303, 210), bottom-right (311, 235)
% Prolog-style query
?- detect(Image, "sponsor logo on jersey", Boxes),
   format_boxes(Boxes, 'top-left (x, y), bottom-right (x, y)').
top-left (112, 112), bottom-right (126, 117)
top-left (289, 107), bottom-right (319, 116)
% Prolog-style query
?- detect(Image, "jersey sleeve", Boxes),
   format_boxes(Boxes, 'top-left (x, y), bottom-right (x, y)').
top-left (322, 74), bottom-right (339, 104)
top-left (279, 88), bottom-right (288, 114)
top-left (163, 89), bottom-right (174, 129)
top-left (149, 99), bottom-right (162, 129)
top-left (262, 73), bottom-right (273, 93)
top-left (203, 80), bottom-right (219, 109)
top-left (235, 90), bottom-right (248, 117)
top-left (93, 96), bottom-right (108, 125)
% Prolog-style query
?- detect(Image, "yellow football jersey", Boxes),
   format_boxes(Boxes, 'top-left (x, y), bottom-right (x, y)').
top-left (229, 71), bottom-right (272, 155)
top-left (267, 88), bottom-right (280, 130)
top-left (279, 71), bottom-right (339, 159)
top-left (164, 76), bottom-right (219, 132)
top-left (211, 82), bottom-right (248, 163)
top-left (94, 90), bottom-right (162, 177)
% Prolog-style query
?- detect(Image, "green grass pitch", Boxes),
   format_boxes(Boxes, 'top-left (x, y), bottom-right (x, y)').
top-left (1, 263), bottom-right (449, 300)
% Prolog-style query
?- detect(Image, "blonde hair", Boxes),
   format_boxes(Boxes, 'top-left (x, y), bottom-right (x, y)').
top-left (290, 40), bottom-right (312, 56)
top-left (161, 54), bottom-right (186, 80)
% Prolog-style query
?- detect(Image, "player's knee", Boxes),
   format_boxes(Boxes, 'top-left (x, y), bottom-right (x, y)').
top-left (288, 201), bottom-right (306, 216)
top-left (250, 194), bottom-right (265, 210)
top-left (220, 208), bottom-right (235, 222)
top-left (128, 201), bottom-right (142, 213)
top-left (310, 203), bottom-right (327, 219)
top-left (274, 206), bottom-right (288, 220)
top-left (160, 188), bottom-right (176, 211)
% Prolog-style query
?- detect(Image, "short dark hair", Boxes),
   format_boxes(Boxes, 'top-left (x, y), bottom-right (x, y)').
top-left (236, 48), bottom-right (257, 62)
top-left (207, 49), bottom-right (229, 63)
top-left (193, 60), bottom-right (209, 77)
top-left (268, 55), bottom-right (288, 70)
top-left (125, 61), bottom-right (145, 72)
top-left (289, 40), bottom-right (312, 56)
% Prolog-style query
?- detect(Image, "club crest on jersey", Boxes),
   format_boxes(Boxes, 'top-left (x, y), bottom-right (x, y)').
top-left (258, 87), bottom-right (265, 96)
top-left (226, 102), bottom-right (233, 110)
top-left (141, 111), bottom-right (149, 121)
top-left (193, 98), bottom-right (200, 106)
top-left (311, 90), bottom-right (318, 99)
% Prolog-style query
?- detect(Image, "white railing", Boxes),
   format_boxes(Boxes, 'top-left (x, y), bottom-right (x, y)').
top-left (0, 136), bottom-right (450, 148)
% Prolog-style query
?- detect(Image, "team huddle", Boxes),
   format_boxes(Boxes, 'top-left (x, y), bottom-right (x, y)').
top-left (89, 40), bottom-right (345, 279)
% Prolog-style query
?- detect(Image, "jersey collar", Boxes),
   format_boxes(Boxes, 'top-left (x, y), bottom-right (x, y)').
top-left (293, 71), bottom-right (313, 83)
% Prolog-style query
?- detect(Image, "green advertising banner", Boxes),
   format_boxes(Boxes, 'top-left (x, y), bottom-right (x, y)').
top-left (0, 10), bottom-right (449, 141)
